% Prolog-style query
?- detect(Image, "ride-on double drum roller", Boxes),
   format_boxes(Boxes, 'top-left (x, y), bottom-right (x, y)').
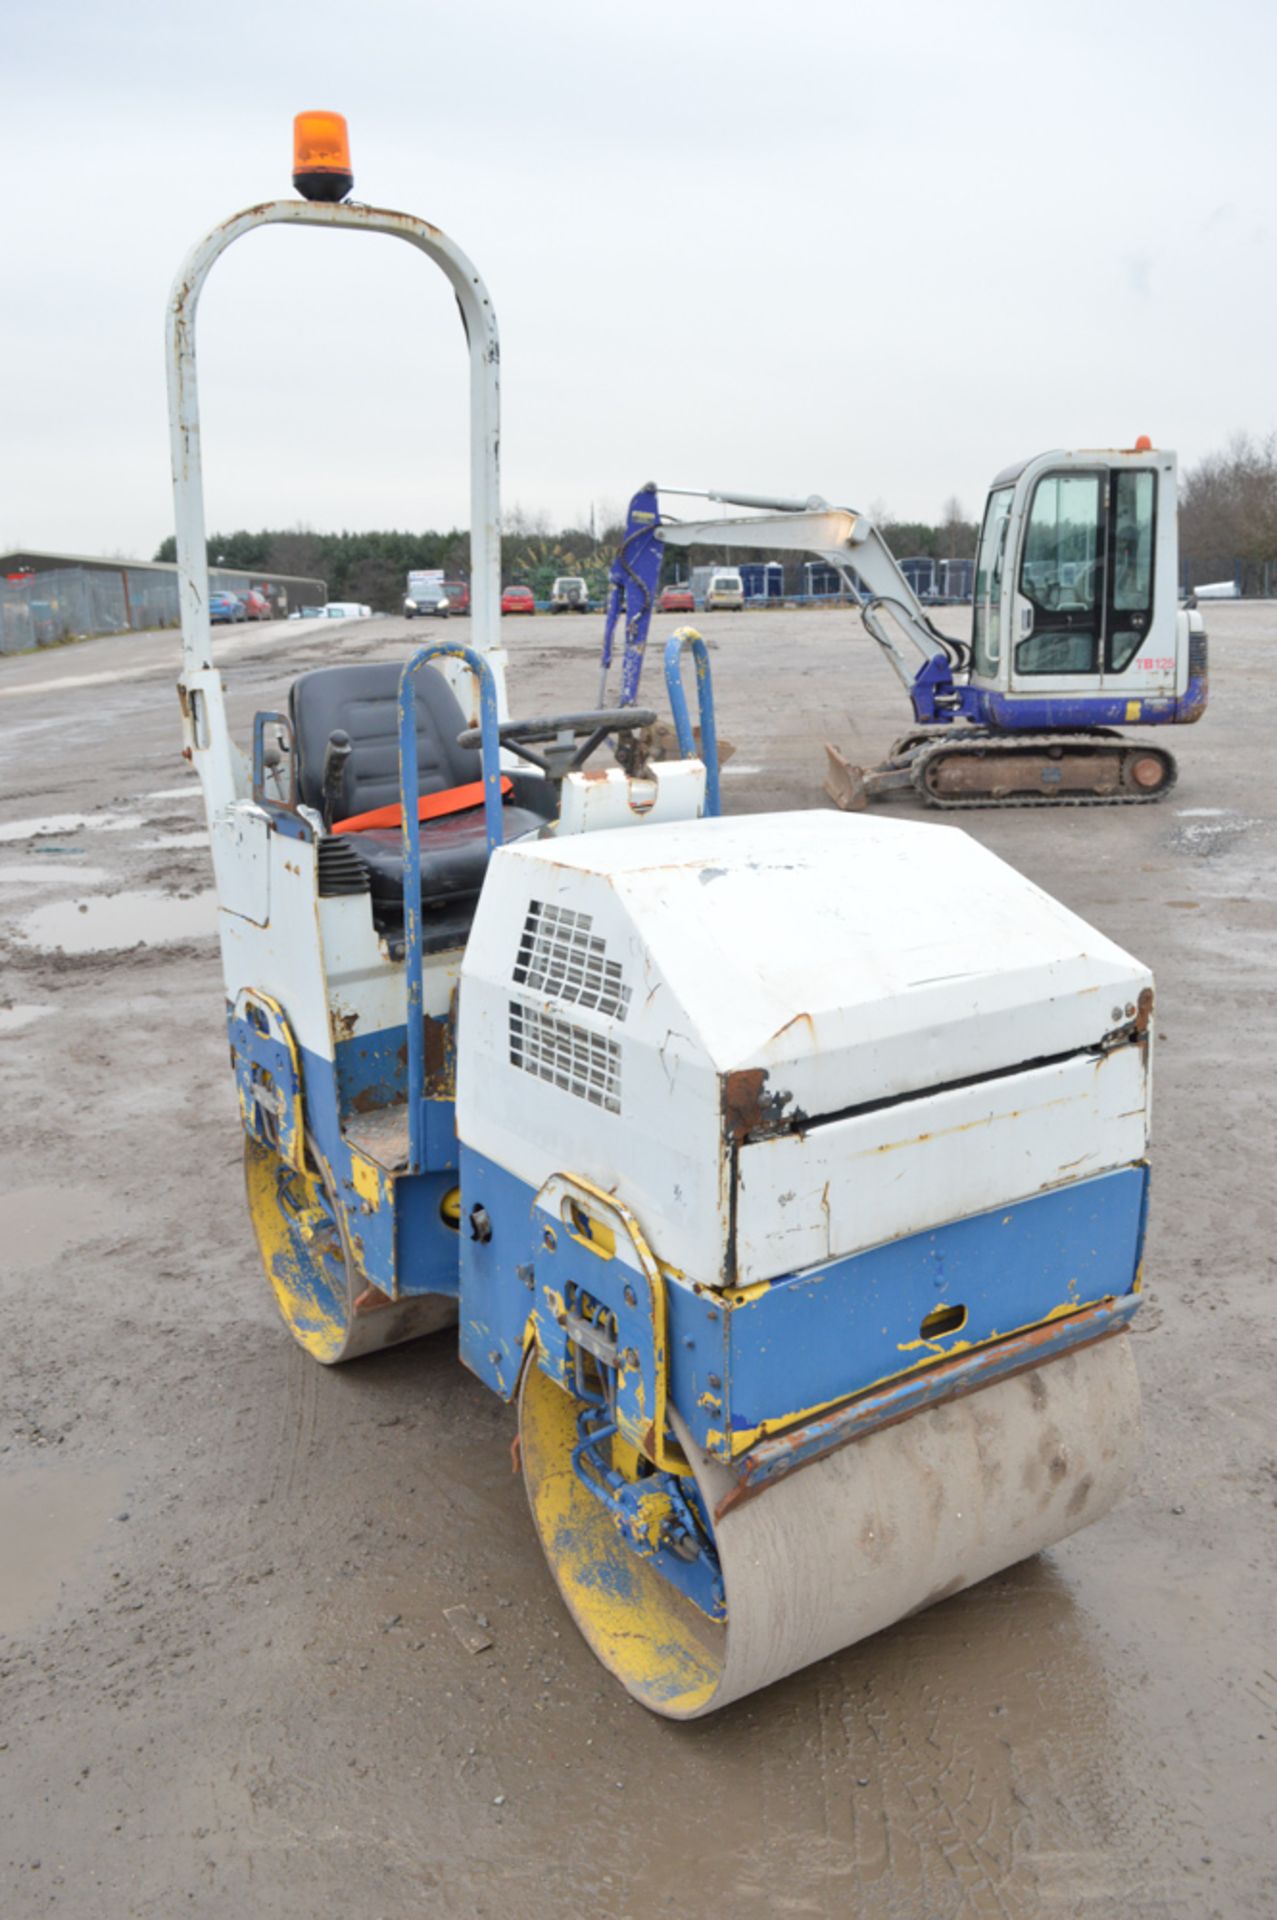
top-left (462, 812), bottom-right (1147, 1716)
top-left (167, 119), bottom-right (1149, 1717)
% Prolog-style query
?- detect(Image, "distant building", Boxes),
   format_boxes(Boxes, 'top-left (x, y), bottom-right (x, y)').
top-left (0, 548), bottom-right (326, 653)
top-left (937, 557), bottom-right (974, 602)
top-left (898, 555), bottom-right (937, 601)
top-left (739, 561), bottom-right (785, 601)
top-left (803, 561), bottom-right (859, 601)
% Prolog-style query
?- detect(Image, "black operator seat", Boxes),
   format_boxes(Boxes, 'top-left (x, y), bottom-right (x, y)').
top-left (289, 662), bottom-right (552, 920)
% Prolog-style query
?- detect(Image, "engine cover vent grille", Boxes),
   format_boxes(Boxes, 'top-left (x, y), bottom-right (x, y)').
top-left (509, 1001), bottom-right (621, 1113)
top-left (513, 901), bottom-right (631, 1022)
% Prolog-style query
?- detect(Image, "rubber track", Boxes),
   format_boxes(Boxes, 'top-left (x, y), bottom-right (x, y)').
top-left (886, 723), bottom-right (1126, 761)
top-left (909, 732), bottom-right (1179, 810)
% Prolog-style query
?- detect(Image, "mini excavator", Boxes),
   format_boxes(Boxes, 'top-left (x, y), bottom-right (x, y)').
top-left (601, 459), bottom-right (1207, 808)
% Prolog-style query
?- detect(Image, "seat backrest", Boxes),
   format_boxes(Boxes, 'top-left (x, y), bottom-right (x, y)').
top-left (289, 662), bottom-right (480, 820)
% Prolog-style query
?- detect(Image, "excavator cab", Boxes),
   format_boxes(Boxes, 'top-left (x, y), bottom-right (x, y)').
top-left (968, 446), bottom-right (1194, 723)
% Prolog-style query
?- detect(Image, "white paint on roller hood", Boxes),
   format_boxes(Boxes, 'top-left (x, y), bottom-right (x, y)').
top-left (461, 811), bottom-right (1151, 1288)
top-left (735, 1044), bottom-right (1148, 1283)
top-left (495, 811), bottom-right (1150, 1107)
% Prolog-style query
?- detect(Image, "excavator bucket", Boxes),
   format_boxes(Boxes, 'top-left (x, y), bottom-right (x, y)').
top-left (823, 742), bottom-right (870, 810)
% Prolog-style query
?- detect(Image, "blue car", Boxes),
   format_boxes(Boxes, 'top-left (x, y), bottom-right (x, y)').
top-left (210, 591), bottom-right (246, 624)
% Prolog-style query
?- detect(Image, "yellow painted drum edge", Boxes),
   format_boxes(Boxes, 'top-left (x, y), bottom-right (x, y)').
top-left (243, 1134), bottom-right (457, 1364)
top-left (518, 1357), bottom-right (722, 1717)
top-left (520, 1334), bottom-right (1142, 1720)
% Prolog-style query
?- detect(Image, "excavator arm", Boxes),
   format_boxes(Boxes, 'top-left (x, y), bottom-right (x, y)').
top-left (598, 484), bottom-right (663, 707)
top-left (599, 484), bottom-right (969, 712)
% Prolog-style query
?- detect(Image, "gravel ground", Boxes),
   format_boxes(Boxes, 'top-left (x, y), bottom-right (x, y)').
top-left (1, 601), bottom-right (1273, 1919)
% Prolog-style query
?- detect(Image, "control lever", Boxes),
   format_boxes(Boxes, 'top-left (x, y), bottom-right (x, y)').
top-left (321, 729), bottom-right (353, 827)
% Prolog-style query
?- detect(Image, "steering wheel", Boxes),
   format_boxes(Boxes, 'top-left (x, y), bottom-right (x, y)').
top-left (457, 708), bottom-right (656, 781)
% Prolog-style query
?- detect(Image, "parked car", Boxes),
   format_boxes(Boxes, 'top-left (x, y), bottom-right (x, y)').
top-left (501, 585), bottom-right (535, 615)
top-left (443, 579), bottom-right (470, 615)
top-left (324, 602), bottom-right (371, 619)
top-left (404, 571), bottom-right (450, 618)
top-left (704, 568), bottom-right (745, 611)
top-left (209, 591), bottom-right (246, 624)
top-left (550, 575), bottom-right (589, 613)
top-left (243, 589), bottom-right (273, 622)
top-left (658, 583), bottom-right (695, 613)
top-left (288, 605), bottom-right (326, 620)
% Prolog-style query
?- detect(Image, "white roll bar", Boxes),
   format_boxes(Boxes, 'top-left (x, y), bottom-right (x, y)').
top-left (165, 198), bottom-right (507, 809)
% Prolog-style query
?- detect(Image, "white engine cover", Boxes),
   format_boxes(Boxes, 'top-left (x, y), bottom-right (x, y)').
top-left (457, 812), bottom-right (1151, 1287)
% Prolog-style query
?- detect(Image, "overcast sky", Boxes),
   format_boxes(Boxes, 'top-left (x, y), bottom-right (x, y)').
top-left (6, 0), bottom-right (1275, 559)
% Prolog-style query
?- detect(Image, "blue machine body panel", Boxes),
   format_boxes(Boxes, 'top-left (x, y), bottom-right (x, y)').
top-left (333, 1022), bottom-right (409, 1116)
top-left (909, 641), bottom-right (1209, 729)
top-left (232, 995), bottom-right (461, 1304)
top-left (692, 1164), bottom-right (1147, 1454)
top-left (457, 1144), bottom-right (1147, 1465)
top-left (457, 1148), bottom-right (545, 1398)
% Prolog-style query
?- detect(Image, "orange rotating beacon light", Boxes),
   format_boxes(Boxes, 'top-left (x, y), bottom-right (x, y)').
top-left (292, 111), bottom-right (353, 203)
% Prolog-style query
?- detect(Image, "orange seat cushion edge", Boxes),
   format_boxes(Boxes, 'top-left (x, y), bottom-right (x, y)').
top-left (332, 776), bottom-right (513, 836)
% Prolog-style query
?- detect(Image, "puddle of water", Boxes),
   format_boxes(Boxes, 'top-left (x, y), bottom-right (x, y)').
top-left (140, 832), bottom-right (210, 851)
top-left (17, 889), bottom-right (217, 953)
top-left (0, 813), bottom-right (93, 842)
top-left (0, 811), bottom-right (144, 843)
top-left (0, 863), bottom-right (112, 885)
top-left (0, 1004), bottom-right (55, 1034)
top-left (0, 1465), bottom-right (127, 1635)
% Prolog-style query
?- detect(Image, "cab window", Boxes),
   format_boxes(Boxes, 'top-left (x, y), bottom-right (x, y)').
top-left (1107, 470), bottom-right (1156, 672)
top-left (972, 487), bottom-right (1013, 677)
top-left (1015, 471), bottom-right (1104, 675)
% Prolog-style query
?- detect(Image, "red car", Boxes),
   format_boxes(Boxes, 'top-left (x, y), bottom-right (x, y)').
top-left (243, 589), bottom-right (273, 622)
top-left (658, 583), bottom-right (695, 613)
top-left (501, 584), bottom-right (535, 615)
top-left (443, 579), bottom-right (470, 615)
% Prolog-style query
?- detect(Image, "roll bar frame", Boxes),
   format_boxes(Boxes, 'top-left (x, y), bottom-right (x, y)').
top-left (165, 197), bottom-right (505, 815)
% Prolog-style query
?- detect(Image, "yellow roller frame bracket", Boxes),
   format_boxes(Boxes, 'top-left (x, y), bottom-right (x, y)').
top-left (531, 1171), bottom-right (685, 1476)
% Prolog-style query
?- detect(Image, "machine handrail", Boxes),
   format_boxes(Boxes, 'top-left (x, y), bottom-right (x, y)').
top-left (398, 643), bottom-right (503, 1173)
top-left (663, 628), bottom-right (721, 818)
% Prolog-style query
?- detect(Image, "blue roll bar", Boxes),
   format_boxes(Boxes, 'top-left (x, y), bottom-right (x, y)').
top-left (398, 644), bottom-right (504, 1173)
top-left (663, 628), bottom-right (721, 818)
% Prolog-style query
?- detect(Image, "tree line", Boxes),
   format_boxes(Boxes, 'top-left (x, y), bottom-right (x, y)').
top-left (152, 503), bottom-right (982, 607)
top-left (1179, 432), bottom-right (1277, 592)
top-left (152, 437), bottom-right (1277, 603)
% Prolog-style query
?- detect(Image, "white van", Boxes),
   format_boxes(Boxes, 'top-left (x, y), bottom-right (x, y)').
top-left (705, 569), bottom-right (745, 611)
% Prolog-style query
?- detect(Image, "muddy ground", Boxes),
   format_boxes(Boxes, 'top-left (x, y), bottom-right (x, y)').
top-left (1, 602), bottom-right (1274, 1919)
